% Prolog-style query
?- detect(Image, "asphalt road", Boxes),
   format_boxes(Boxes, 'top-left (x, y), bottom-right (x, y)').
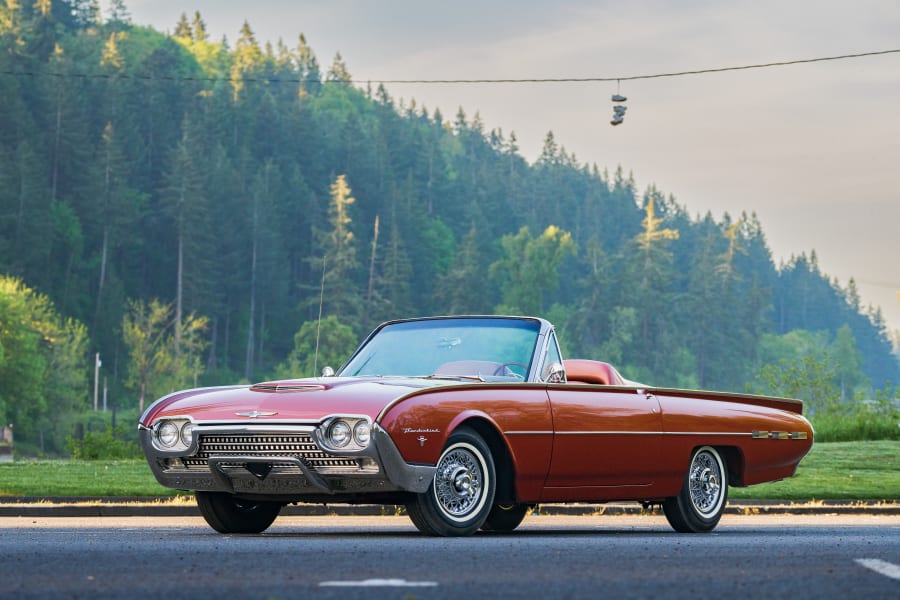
top-left (2, 514), bottom-right (898, 599)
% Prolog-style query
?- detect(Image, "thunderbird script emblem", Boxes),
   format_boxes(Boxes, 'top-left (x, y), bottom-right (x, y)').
top-left (235, 411), bottom-right (278, 418)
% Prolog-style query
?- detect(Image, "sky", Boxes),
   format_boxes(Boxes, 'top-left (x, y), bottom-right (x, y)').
top-left (115, 0), bottom-right (900, 335)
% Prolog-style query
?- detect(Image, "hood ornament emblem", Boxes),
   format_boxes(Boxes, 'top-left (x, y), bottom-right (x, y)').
top-left (235, 411), bottom-right (278, 418)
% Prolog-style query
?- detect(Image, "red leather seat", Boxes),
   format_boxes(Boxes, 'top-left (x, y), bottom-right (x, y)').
top-left (563, 359), bottom-right (625, 385)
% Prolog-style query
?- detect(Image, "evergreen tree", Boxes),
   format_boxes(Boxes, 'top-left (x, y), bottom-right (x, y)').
top-left (174, 13), bottom-right (191, 39)
top-left (191, 11), bottom-right (208, 42)
top-left (434, 227), bottom-right (493, 315)
top-left (230, 20), bottom-right (263, 103)
top-left (490, 225), bottom-right (576, 316)
top-left (832, 324), bottom-right (867, 400)
top-left (274, 316), bottom-right (358, 379)
top-left (326, 51), bottom-right (351, 83)
top-left (308, 174), bottom-right (362, 326)
top-left (620, 193), bottom-right (682, 381)
top-left (159, 115), bottom-right (211, 352)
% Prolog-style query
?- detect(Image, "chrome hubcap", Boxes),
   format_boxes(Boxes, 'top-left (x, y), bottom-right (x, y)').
top-left (689, 451), bottom-right (722, 515)
top-left (434, 447), bottom-right (483, 518)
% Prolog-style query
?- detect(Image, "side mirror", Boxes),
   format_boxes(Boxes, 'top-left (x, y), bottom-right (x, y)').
top-left (320, 366), bottom-right (335, 377)
top-left (544, 362), bottom-right (566, 384)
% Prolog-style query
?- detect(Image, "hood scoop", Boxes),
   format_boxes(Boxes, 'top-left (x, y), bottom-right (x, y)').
top-left (250, 382), bottom-right (326, 393)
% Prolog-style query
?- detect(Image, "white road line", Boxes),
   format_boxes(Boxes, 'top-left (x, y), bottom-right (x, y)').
top-left (855, 558), bottom-right (900, 581)
top-left (319, 578), bottom-right (438, 588)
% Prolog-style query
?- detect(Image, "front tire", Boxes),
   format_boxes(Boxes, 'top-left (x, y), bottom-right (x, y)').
top-left (406, 427), bottom-right (496, 536)
top-left (481, 503), bottom-right (531, 533)
top-left (663, 446), bottom-right (728, 533)
top-left (196, 491), bottom-right (282, 534)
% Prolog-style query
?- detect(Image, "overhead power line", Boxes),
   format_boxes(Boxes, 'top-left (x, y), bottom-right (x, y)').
top-left (370, 49), bottom-right (900, 84)
top-left (1, 48), bottom-right (898, 85)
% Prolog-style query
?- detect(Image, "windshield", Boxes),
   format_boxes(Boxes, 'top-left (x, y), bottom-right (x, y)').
top-left (339, 317), bottom-right (541, 381)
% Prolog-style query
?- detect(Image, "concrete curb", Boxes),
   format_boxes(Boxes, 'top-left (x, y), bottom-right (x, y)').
top-left (1, 498), bottom-right (898, 518)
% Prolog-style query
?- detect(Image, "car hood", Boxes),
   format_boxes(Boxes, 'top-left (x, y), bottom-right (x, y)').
top-left (139, 377), bottom-right (456, 426)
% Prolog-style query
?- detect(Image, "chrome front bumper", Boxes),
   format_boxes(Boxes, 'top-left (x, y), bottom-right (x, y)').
top-left (139, 423), bottom-right (434, 496)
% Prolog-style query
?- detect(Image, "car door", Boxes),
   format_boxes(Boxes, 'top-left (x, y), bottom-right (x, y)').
top-left (541, 385), bottom-right (663, 501)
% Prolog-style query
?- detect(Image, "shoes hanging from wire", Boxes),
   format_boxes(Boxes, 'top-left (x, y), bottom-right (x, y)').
top-left (610, 82), bottom-right (628, 126)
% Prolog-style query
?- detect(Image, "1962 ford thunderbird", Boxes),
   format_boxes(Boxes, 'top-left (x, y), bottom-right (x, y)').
top-left (139, 315), bottom-right (813, 536)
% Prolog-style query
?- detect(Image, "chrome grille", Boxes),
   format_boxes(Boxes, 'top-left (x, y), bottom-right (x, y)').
top-left (181, 432), bottom-right (362, 472)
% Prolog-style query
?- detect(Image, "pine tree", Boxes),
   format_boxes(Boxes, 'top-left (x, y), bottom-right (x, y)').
top-left (159, 116), bottom-right (211, 353)
top-left (174, 13), bottom-right (191, 39)
top-left (191, 11), bottom-right (208, 42)
top-left (490, 225), bottom-right (576, 316)
top-left (307, 175), bottom-right (362, 327)
top-left (230, 20), bottom-right (263, 103)
top-left (434, 227), bottom-right (491, 315)
top-left (620, 193), bottom-right (681, 380)
top-left (296, 33), bottom-right (321, 96)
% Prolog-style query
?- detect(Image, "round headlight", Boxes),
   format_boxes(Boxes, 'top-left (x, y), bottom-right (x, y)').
top-left (353, 420), bottom-right (371, 446)
top-left (157, 422), bottom-right (179, 448)
top-left (328, 420), bottom-right (352, 447)
top-left (180, 422), bottom-right (195, 447)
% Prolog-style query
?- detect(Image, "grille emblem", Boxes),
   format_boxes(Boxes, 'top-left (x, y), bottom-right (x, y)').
top-left (235, 411), bottom-right (278, 418)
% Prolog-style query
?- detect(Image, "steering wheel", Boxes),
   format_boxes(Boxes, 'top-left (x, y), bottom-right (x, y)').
top-left (494, 362), bottom-right (528, 381)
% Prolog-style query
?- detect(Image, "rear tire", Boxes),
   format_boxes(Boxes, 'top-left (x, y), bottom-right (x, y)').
top-left (406, 427), bottom-right (496, 537)
top-left (663, 446), bottom-right (728, 533)
top-left (196, 491), bottom-right (282, 534)
top-left (481, 503), bottom-right (531, 532)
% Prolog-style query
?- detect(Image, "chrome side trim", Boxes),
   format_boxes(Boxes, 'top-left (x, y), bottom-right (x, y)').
top-left (663, 431), bottom-right (754, 437)
top-left (506, 430), bottom-right (807, 438)
top-left (556, 430), bottom-right (663, 436)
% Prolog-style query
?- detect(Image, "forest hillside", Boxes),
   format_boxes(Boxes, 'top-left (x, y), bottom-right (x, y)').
top-left (1, 1), bottom-right (897, 453)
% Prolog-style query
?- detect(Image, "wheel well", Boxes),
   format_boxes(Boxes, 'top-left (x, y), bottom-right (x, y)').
top-left (457, 418), bottom-right (516, 504)
top-left (708, 445), bottom-right (745, 487)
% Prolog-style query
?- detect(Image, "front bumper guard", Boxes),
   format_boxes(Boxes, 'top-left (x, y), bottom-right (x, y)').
top-left (207, 456), bottom-right (332, 494)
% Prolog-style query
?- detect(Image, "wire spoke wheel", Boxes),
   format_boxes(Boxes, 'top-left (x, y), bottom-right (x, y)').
top-left (406, 427), bottom-right (496, 536)
top-left (433, 445), bottom-right (485, 519)
top-left (662, 446), bottom-right (728, 533)
top-left (689, 449), bottom-right (724, 516)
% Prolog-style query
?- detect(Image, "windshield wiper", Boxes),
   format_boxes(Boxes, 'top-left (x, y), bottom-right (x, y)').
top-left (425, 374), bottom-right (485, 382)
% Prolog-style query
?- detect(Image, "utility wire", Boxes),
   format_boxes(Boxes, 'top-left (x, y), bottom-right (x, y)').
top-left (1, 48), bottom-right (898, 85)
top-left (374, 49), bottom-right (900, 84)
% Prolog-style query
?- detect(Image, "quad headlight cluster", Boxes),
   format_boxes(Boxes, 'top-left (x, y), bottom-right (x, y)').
top-left (152, 418), bottom-right (195, 451)
top-left (321, 417), bottom-right (372, 452)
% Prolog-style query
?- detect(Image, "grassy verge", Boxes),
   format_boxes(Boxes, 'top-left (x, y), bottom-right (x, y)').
top-left (0, 441), bottom-right (897, 501)
top-left (0, 460), bottom-right (176, 497)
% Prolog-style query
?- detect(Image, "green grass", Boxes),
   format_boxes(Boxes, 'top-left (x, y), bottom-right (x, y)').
top-left (0, 441), bottom-right (897, 501)
top-left (0, 459), bottom-right (176, 497)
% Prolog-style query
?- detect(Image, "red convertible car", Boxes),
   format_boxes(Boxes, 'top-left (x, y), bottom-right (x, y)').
top-left (139, 316), bottom-right (813, 536)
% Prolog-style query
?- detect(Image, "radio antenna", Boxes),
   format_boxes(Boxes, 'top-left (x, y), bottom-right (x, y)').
top-left (313, 254), bottom-right (326, 376)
